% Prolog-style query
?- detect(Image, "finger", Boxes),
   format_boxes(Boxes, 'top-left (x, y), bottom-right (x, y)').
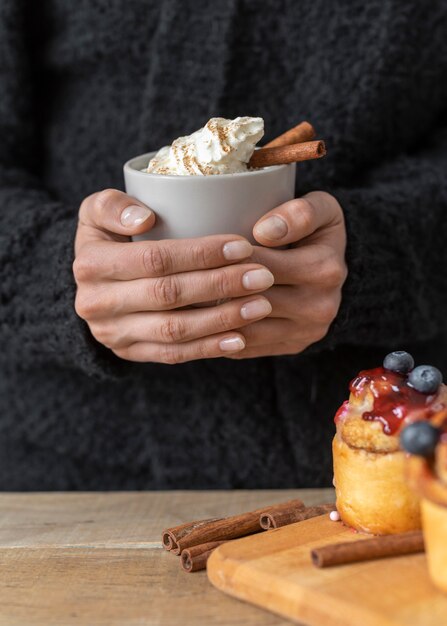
top-left (225, 342), bottom-right (302, 359)
top-left (235, 317), bottom-right (327, 349)
top-left (238, 318), bottom-right (295, 347)
top-left (252, 192), bottom-right (342, 247)
top-left (78, 188), bottom-right (156, 241)
top-left (90, 296), bottom-right (272, 348)
top-left (261, 285), bottom-right (342, 327)
top-left (250, 244), bottom-right (347, 287)
top-left (73, 235), bottom-right (253, 282)
top-left (112, 332), bottom-right (246, 364)
top-left (75, 263), bottom-right (275, 317)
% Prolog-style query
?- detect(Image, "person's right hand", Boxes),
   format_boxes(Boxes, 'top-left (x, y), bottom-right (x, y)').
top-left (73, 189), bottom-right (274, 363)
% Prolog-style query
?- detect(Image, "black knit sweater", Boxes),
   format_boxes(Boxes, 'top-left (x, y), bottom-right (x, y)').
top-left (1, 0), bottom-right (447, 490)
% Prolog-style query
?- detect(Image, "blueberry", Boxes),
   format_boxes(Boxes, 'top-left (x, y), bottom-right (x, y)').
top-left (383, 351), bottom-right (415, 374)
top-left (408, 365), bottom-right (443, 394)
top-left (400, 422), bottom-right (440, 457)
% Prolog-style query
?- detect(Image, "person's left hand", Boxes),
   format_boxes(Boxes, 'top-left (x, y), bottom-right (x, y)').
top-left (226, 191), bottom-right (347, 359)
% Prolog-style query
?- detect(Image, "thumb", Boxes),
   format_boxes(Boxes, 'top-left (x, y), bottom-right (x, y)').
top-left (252, 193), bottom-right (334, 247)
top-left (79, 188), bottom-right (156, 240)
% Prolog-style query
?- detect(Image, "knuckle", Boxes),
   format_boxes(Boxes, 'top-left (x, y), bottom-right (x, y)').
top-left (152, 276), bottom-right (180, 308)
top-left (158, 344), bottom-right (184, 365)
top-left (95, 188), bottom-right (119, 210)
top-left (292, 198), bottom-right (315, 232)
top-left (196, 339), bottom-right (212, 360)
top-left (75, 288), bottom-right (115, 320)
top-left (312, 326), bottom-right (330, 343)
top-left (72, 254), bottom-right (96, 282)
top-left (78, 195), bottom-right (92, 220)
top-left (91, 189), bottom-right (122, 225)
top-left (318, 257), bottom-right (347, 287)
top-left (88, 322), bottom-right (107, 344)
top-left (89, 321), bottom-right (116, 348)
top-left (214, 268), bottom-right (233, 298)
top-left (313, 298), bottom-right (339, 325)
top-left (74, 291), bottom-right (99, 319)
top-left (159, 316), bottom-right (186, 343)
top-left (112, 345), bottom-right (132, 361)
top-left (338, 261), bottom-right (349, 285)
top-left (191, 242), bottom-right (214, 268)
top-left (142, 245), bottom-right (171, 277)
top-left (215, 309), bottom-right (232, 331)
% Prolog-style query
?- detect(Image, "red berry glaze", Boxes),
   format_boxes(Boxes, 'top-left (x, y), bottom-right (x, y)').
top-left (335, 367), bottom-right (443, 435)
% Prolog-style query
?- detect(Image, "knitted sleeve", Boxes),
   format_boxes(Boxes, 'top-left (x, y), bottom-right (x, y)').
top-left (325, 127), bottom-right (447, 350)
top-left (0, 1), bottom-right (126, 379)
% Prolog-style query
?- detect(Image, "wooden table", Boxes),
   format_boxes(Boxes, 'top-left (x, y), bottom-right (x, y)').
top-left (0, 489), bottom-right (333, 626)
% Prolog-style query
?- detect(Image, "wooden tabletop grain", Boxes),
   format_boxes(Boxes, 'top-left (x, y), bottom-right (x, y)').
top-left (0, 489), bottom-right (333, 626)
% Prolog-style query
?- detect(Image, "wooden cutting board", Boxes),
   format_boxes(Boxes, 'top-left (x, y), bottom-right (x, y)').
top-left (207, 514), bottom-right (447, 626)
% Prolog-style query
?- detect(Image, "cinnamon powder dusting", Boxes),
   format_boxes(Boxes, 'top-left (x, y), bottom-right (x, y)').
top-left (181, 145), bottom-right (195, 175)
top-left (206, 120), bottom-right (230, 153)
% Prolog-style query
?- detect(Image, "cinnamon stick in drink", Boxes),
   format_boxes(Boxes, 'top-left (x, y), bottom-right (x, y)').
top-left (162, 499), bottom-right (304, 555)
top-left (264, 121), bottom-right (316, 148)
top-left (249, 140), bottom-right (326, 169)
top-left (311, 530), bottom-right (424, 568)
top-left (260, 503), bottom-right (334, 530)
top-left (180, 541), bottom-right (227, 572)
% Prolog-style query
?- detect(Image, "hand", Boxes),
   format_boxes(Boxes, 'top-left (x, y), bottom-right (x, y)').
top-left (226, 191), bottom-right (347, 359)
top-left (73, 189), bottom-right (275, 363)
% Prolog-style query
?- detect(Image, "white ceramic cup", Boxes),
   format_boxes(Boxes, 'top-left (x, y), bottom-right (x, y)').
top-left (123, 152), bottom-right (296, 243)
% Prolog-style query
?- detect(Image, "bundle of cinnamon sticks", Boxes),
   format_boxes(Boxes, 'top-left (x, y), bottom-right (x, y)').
top-left (162, 497), bottom-right (426, 573)
top-left (162, 498), bottom-right (333, 572)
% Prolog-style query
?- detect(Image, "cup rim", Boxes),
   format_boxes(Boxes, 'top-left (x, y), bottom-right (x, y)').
top-left (123, 151), bottom-right (291, 180)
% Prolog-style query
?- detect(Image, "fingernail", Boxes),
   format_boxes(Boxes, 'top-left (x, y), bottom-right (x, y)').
top-left (120, 204), bottom-right (152, 227)
top-left (240, 298), bottom-right (272, 320)
top-left (242, 268), bottom-right (275, 290)
top-left (254, 215), bottom-right (288, 240)
top-left (219, 336), bottom-right (245, 352)
top-left (223, 240), bottom-right (253, 260)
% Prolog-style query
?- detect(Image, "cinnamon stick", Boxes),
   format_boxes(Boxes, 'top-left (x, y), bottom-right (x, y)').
top-left (249, 140), bottom-right (326, 169)
top-left (162, 517), bottom-right (223, 552)
top-left (162, 498), bottom-right (304, 555)
top-left (264, 121), bottom-right (316, 149)
top-left (180, 540), bottom-right (227, 573)
top-left (311, 530), bottom-right (424, 568)
top-left (260, 503), bottom-right (334, 530)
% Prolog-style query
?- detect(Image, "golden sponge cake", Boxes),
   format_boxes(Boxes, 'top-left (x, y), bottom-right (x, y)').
top-left (333, 353), bottom-right (446, 534)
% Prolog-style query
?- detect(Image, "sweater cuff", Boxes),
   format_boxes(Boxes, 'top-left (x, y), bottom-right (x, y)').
top-left (1, 205), bottom-right (129, 380)
top-left (40, 217), bottom-right (131, 380)
top-left (315, 184), bottom-right (435, 350)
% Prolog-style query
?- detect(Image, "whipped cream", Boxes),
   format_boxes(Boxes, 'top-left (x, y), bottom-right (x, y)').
top-left (145, 116), bottom-right (264, 176)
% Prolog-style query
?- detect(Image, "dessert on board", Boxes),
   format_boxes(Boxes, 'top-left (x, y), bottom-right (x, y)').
top-left (333, 351), bottom-right (446, 534)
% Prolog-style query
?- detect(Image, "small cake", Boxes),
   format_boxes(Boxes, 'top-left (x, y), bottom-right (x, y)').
top-left (333, 352), bottom-right (446, 534)
top-left (402, 413), bottom-right (447, 592)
